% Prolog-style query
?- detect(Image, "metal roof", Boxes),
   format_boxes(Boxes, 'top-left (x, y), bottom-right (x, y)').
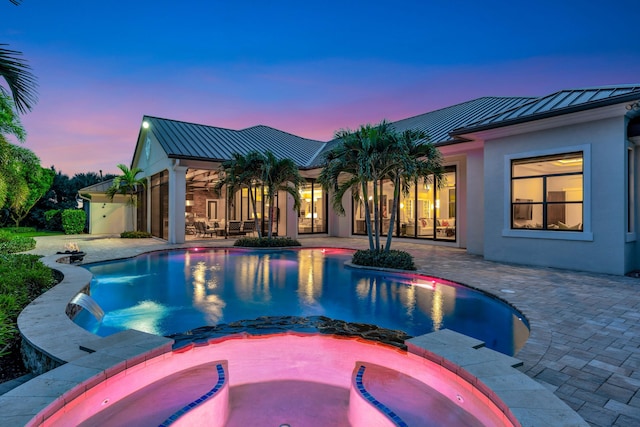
top-left (138, 84), bottom-right (640, 171)
top-left (452, 85), bottom-right (640, 135)
top-left (306, 96), bottom-right (534, 168)
top-left (143, 116), bottom-right (325, 167)
top-left (78, 178), bottom-right (114, 193)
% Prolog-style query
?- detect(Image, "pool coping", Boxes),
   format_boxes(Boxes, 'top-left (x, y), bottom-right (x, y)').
top-left (4, 250), bottom-right (587, 427)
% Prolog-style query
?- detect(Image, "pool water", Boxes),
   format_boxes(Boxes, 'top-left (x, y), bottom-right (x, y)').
top-left (76, 248), bottom-right (529, 355)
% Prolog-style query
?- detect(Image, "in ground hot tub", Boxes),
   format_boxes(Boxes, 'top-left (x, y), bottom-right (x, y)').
top-left (37, 333), bottom-right (519, 427)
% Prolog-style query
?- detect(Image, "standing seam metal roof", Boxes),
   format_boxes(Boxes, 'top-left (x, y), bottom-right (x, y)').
top-left (144, 116), bottom-right (325, 166)
top-left (452, 85), bottom-right (640, 135)
top-left (140, 85), bottom-right (640, 170)
top-left (306, 96), bottom-right (534, 168)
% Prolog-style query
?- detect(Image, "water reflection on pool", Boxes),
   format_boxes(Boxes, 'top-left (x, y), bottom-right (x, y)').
top-left (76, 248), bottom-right (529, 355)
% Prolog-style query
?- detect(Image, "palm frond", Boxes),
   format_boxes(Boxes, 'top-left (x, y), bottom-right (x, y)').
top-left (0, 45), bottom-right (37, 113)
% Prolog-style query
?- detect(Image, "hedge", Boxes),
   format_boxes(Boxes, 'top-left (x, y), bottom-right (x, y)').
top-left (351, 249), bottom-right (417, 271)
top-left (233, 236), bottom-right (302, 247)
top-left (61, 209), bottom-right (86, 234)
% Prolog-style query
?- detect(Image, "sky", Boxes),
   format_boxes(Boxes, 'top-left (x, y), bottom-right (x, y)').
top-left (2, 0), bottom-right (640, 176)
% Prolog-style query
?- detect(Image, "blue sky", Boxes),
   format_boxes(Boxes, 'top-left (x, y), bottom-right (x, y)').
top-left (2, 0), bottom-right (639, 175)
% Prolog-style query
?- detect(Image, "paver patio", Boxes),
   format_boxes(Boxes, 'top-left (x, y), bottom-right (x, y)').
top-left (9, 234), bottom-right (640, 426)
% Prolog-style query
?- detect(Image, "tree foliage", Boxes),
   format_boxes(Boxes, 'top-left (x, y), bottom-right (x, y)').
top-left (0, 94), bottom-right (25, 208)
top-left (106, 164), bottom-right (146, 231)
top-left (216, 151), bottom-right (269, 238)
top-left (319, 120), bottom-right (443, 252)
top-left (261, 151), bottom-right (304, 238)
top-left (0, 94), bottom-right (52, 226)
top-left (2, 144), bottom-right (54, 226)
top-left (1, 1), bottom-right (38, 113)
top-left (27, 169), bottom-right (115, 230)
top-left (216, 151), bottom-right (304, 238)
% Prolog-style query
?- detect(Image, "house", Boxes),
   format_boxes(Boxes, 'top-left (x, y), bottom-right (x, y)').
top-left (86, 84), bottom-right (640, 275)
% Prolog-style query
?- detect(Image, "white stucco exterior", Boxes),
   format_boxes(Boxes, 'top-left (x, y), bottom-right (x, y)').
top-left (468, 108), bottom-right (636, 275)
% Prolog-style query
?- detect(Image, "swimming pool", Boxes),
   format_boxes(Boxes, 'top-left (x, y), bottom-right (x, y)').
top-left (76, 248), bottom-right (529, 355)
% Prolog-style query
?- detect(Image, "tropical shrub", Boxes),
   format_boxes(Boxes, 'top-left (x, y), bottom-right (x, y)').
top-left (351, 249), bottom-right (416, 271)
top-left (234, 236), bottom-right (301, 247)
top-left (0, 311), bottom-right (16, 357)
top-left (44, 209), bottom-right (62, 231)
top-left (0, 254), bottom-right (55, 356)
top-left (120, 231), bottom-right (152, 238)
top-left (0, 230), bottom-right (36, 254)
top-left (61, 209), bottom-right (86, 234)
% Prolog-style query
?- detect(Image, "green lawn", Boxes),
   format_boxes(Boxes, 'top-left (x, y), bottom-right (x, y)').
top-left (18, 230), bottom-right (65, 238)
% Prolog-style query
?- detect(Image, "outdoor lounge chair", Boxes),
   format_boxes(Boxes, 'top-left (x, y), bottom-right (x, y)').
top-left (242, 221), bottom-right (257, 237)
top-left (195, 221), bottom-right (215, 237)
top-left (227, 221), bottom-right (246, 236)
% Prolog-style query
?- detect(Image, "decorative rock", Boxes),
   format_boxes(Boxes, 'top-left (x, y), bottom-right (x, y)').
top-left (167, 316), bottom-right (412, 350)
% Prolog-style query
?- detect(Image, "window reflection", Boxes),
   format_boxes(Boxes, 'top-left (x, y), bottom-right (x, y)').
top-left (353, 167), bottom-right (456, 241)
top-left (298, 180), bottom-right (327, 234)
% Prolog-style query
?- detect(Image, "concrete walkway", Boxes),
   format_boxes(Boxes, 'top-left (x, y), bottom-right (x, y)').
top-left (23, 234), bottom-right (640, 426)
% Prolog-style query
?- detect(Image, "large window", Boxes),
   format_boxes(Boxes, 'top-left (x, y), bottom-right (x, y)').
top-left (298, 181), bottom-right (327, 234)
top-left (150, 170), bottom-right (168, 239)
top-left (353, 166), bottom-right (456, 241)
top-left (511, 152), bottom-right (583, 231)
top-left (231, 186), bottom-right (280, 236)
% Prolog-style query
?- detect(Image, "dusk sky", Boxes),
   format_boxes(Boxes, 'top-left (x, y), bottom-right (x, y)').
top-left (2, 0), bottom-right (639, 176)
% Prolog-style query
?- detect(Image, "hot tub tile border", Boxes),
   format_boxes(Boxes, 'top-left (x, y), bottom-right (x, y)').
top-left (158, 362), bottom-right (227, 427)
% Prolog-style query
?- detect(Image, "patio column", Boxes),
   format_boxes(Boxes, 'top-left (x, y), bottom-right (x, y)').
top-left (169, 162), bottom-right (187, 244)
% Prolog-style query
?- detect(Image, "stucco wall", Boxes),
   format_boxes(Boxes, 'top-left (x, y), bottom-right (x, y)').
top-left (483, 115), bottom-right (628, 275)
top-left (89, 201), bottom-right (129, 234)
top-left (465, 148), bottom-right (484, 255)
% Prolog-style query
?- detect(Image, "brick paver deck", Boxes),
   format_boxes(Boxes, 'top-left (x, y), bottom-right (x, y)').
top-left (21, 234), bottom-right (640, 426)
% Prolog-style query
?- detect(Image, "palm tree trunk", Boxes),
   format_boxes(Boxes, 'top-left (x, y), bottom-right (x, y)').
top-left (372, 180), bottom-right (380, 251)
top-left (248, 184), bottom-right (262, 238)
top-left (129, 192), bottom-right (136, 232)
top-left (385, 175), bottom-right (400, 252)
top-left (361, 183), bottom-right (375, 251)
top-left (267, 195), bottom-right (274, 238)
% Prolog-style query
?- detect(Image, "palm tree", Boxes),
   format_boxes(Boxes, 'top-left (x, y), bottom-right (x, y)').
top-left (1, 2), bottom-right (37, 114)
top-left (106, 164), bottom-right (146, 231)
top-left (383, 129), bottom-right (443, 252)
top-left (261, 151), bottom-right (304, 238)
top-left (0, 94), bottom-right (26, 209)
top-left (0, 45), bottom-right (37, 113)
top-left (216, 151), bottom-right (265, 237)
top-left (318, 121), bottom-right (396, 251)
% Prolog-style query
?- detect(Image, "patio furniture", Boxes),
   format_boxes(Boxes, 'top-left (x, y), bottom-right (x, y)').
top-left (227, 221), bottom-right (246, 236)
top-left (242, 221), bottom-right (257, 237)
top-left (195, 221), bottom-right (216, 237)
top-left (185, 222), bottom-right (197, 235)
